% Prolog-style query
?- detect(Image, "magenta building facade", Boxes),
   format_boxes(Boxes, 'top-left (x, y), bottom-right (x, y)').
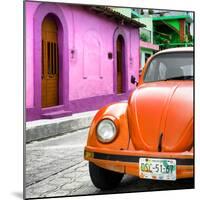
top-left (26, 1), bottom-right (143, 121)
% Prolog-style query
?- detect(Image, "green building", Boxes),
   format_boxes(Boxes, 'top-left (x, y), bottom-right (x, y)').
top-left (153, 14), bottom-right (193, 49)
top-left (109, 8), bottom-right (194, 68)
top-left (132, 10), bottom-right (159, 70)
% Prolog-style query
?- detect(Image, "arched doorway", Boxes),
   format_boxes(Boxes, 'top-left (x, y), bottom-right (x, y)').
top-left (41, 16), bottom-right (59, 108)
top-left (116, 35), bottom-right (125, 94)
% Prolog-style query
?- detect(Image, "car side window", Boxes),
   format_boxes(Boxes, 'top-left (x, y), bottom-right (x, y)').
top-left (144, 59), bottom-right (157, 82)
top-left (144, 52), bottom-right (193, 83)
top-left (158, 62), bottom-right (167, 80)
top-left (181, 64), bottom-right (193, 76)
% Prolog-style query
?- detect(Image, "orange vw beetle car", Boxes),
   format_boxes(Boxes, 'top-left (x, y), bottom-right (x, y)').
top-left (84, 47), bottom-right (194, 189)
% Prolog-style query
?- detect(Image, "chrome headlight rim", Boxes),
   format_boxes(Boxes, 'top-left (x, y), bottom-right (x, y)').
top-left (96, 118), bottom-right (118, 143)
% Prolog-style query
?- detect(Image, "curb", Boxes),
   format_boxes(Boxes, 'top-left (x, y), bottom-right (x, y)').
top-left (26, 110), bottom-right (97, 143)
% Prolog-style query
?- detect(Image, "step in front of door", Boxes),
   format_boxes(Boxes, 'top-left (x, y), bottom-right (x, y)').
top-left (41, 110), bottom-right (72, 119)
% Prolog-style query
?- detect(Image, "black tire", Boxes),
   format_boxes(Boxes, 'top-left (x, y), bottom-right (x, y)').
top-left (89, 162), bottom-right (124, 190)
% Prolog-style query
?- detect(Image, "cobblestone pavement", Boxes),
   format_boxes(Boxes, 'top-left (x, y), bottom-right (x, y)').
top-left (25, 128), bottom-right (194, 199)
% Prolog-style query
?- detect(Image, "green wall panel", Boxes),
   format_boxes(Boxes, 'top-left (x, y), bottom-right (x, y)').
top-left (165, 19), bottom-right (180, 31)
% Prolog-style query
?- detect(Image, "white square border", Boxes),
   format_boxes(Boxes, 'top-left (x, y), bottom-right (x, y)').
top-left (0, 0), bottom-right (199, 199)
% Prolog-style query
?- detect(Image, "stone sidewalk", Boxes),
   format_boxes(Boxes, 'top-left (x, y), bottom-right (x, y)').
top-left (25, 128), bottom-right (97, 198)
top-left (26, 110), bottom-right (97, 143)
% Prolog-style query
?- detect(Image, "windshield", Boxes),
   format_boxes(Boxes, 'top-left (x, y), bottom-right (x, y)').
top-left (144, 52), bottom-right (193, 82)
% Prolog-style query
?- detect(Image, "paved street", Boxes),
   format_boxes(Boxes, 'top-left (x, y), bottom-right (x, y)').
top-left (26, 128), bottom-right (194, 199)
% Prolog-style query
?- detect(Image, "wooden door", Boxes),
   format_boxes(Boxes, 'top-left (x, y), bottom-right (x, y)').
top-left (42, 16), bottom-right (59, 108)
top-left (117, 36), bottom-right (124, 94)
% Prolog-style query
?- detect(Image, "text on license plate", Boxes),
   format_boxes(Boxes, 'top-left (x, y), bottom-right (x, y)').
top-left (139, 158), bottom-right (176, 181)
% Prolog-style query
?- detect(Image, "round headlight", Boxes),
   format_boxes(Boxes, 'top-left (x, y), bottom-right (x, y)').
top-left (96, 119), bottom-right (117, 143)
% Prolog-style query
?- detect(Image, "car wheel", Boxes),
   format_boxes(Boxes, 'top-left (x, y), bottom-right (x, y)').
top-left (89, 162), bottom-right (124, 190)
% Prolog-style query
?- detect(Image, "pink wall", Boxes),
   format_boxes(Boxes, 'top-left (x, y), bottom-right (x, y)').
top-left (26, 2), bottom-right (140, 109)
top-left (26, 2), bottom-right (39, 108)
top-left (140, 40), bottom-right (159, 51)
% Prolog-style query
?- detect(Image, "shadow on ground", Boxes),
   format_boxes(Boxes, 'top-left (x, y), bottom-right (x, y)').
top-left (97, 175), bottom-right (194, 195)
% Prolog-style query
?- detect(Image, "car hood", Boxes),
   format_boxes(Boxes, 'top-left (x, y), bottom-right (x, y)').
top-left (127, 81), bottom-right (193, 152)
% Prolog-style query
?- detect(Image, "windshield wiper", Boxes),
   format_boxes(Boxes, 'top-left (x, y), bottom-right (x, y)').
top-left (164, 75), bottom-right (194, 81)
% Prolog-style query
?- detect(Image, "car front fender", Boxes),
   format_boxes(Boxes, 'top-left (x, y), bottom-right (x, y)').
top-left (86, 102), bottom-right (130, 151)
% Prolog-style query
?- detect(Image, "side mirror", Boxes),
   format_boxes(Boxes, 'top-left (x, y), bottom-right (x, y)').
top-left (131, 75), bottom-right (138, 86)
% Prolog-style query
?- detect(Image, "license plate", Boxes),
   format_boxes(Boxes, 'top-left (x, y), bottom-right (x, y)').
top-left (139, 158), bottom-right (176, 181)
